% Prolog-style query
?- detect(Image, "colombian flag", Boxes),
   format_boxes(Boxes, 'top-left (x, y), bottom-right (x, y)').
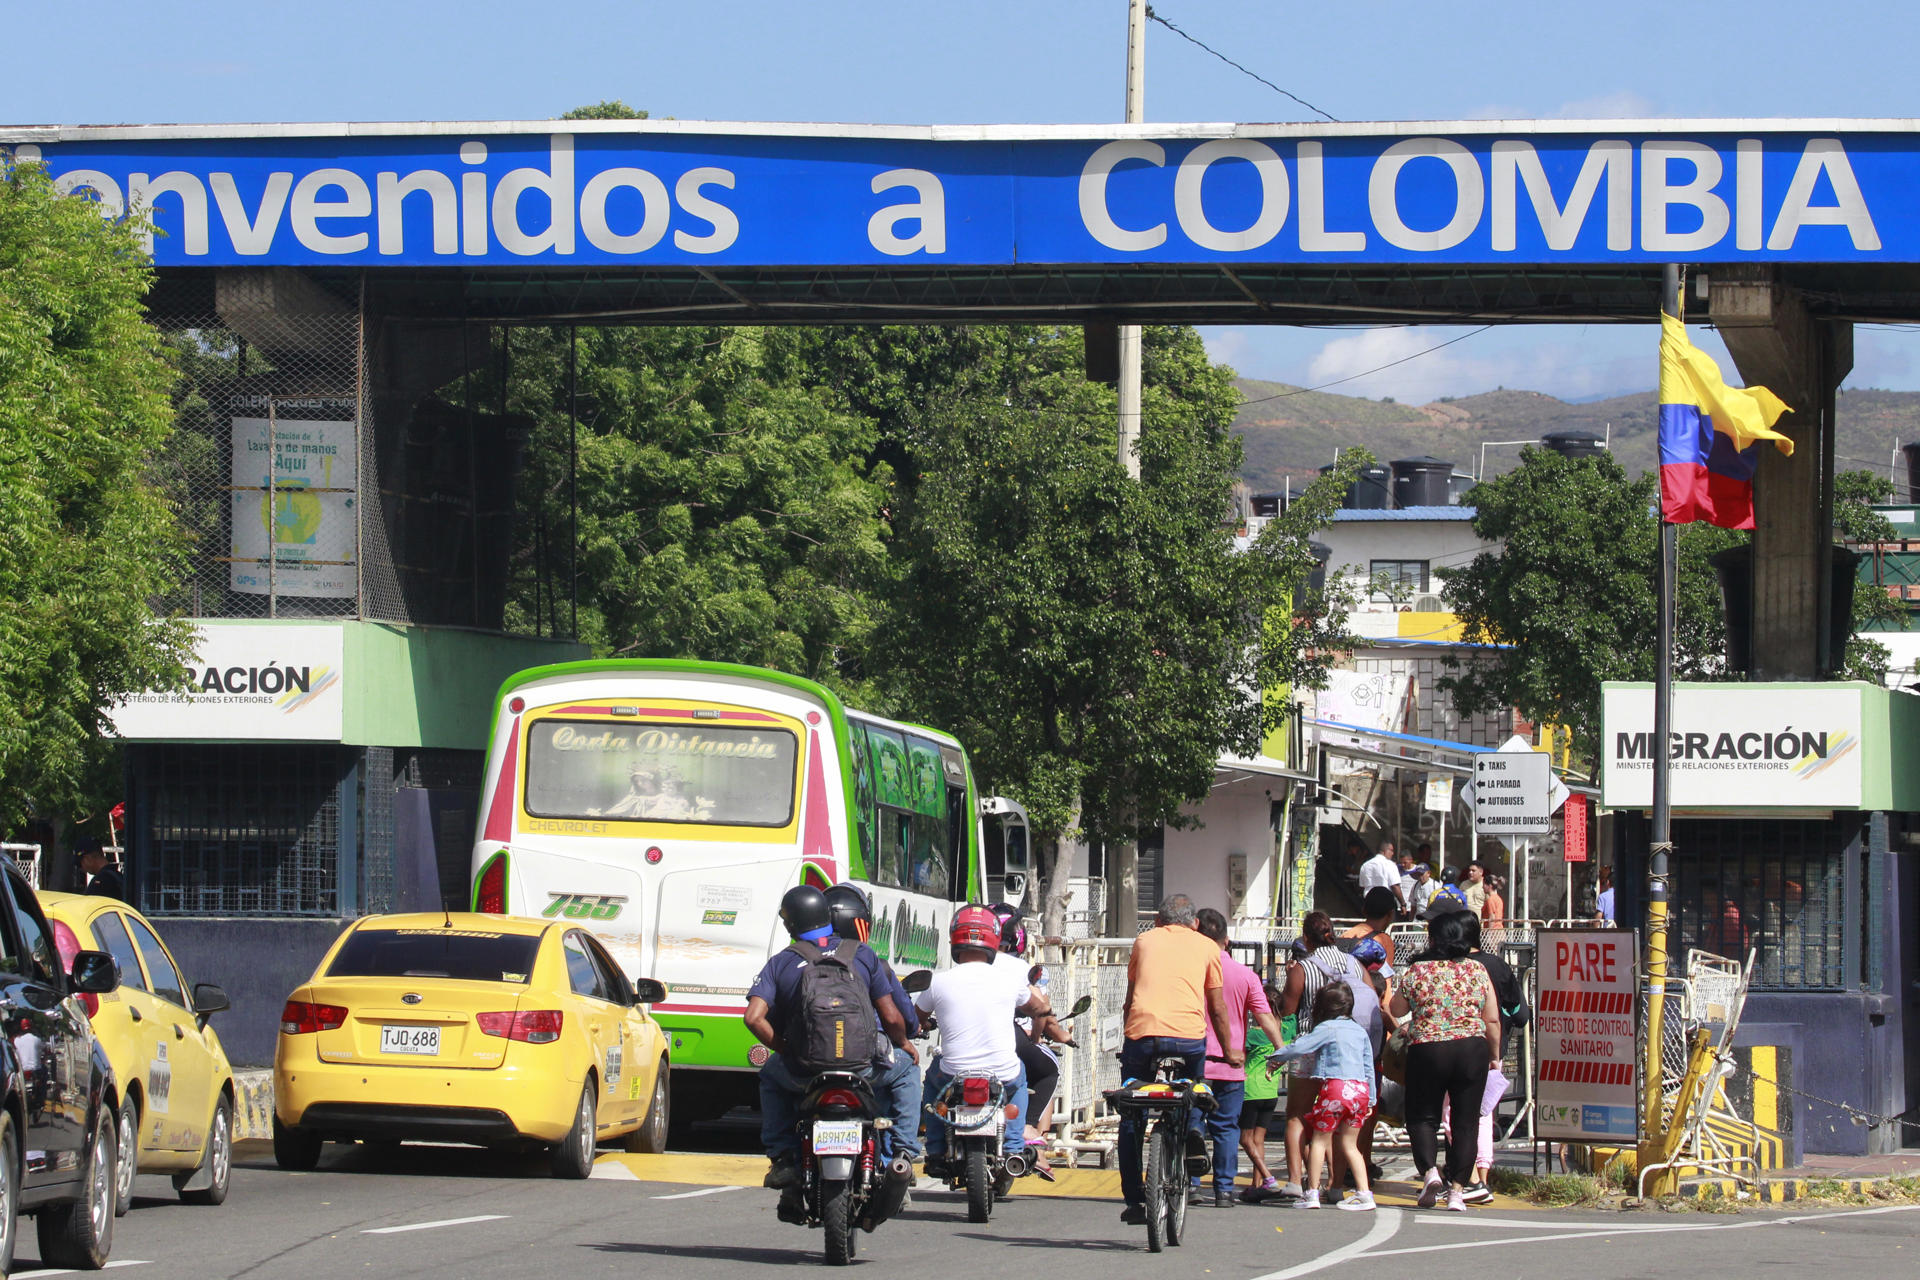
top-left (1657, 314), bottom-right (1794, 529)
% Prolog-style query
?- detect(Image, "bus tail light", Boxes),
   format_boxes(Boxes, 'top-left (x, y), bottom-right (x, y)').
top-left (280, 1001), bottom-right (347, 1034)
top-left (476, 852), bottom-right (508, 914)
top-left (477, 1010), bottom-right (563, 1043)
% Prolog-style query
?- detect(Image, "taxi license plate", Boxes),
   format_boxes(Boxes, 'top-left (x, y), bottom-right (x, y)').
top-left (812, 1120), bottom-right (862, 1155)
top-left (379, 1025), bottom-right (441, 1055)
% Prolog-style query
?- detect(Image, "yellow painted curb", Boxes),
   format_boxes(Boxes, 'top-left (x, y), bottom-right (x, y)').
top-left (594, 1152), bottom-right (768, 1186)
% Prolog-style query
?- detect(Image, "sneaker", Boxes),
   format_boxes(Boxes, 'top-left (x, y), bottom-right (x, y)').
top-left (1461, 1180), bottom-right (1493, 1205)
top-left (1276, 1181), bottom-right (1304, 1201)
top-left (1446, 1186), bottom-right (1467, 1212)
top-left (1213, 1190), bottom-right (1239, 1208)
top-left (1188, 1185), bottom-right (1209, 1206)
top-left (1336, 1191), bottom-right (1376, 1212)
top-left (1417, 1176), bottom-right (1444, 1208)
top-left (1183, 1132), bottom-right (1211, 1176)
top-left (1240, 1185), bottom-right (1270, 1204)
top-left (1293, 1189), bottom-right (1322, 1209)
top-left (1121, 1204), bottom-right (1147, 1226)
top-left (763, 1157), bottom-right (797, 1189)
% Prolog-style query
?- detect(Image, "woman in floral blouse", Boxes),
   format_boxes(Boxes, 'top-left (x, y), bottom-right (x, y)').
top-left (1388, 907), bottom-right (1501, 1212)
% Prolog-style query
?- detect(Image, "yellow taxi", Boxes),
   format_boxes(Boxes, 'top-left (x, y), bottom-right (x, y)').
top-left (40, 892), bottom-right (239, 1215)
top-left (273, 912), bottom-right (671, 1177)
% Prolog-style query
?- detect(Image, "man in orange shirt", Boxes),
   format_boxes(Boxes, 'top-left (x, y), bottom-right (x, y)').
top-left (1118, 894), bottom-right (1239, 1224)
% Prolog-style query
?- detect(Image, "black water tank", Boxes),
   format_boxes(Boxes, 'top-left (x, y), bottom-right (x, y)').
top-left (1710, 542), bottom-right (1860, 675)
top-left (1251, 492), bottom-right (1282, 518)
top-left (1307, 540), bottom-right (1333, 598)
top-left (1319, 462), bottom-right (1393, 509)
top-left (1391, 456), bottom-right (1454, 509)
top-left (1902, 442), bottom-right (1920, 502)
top-left (1541, 430), bottom-right (1608, 462)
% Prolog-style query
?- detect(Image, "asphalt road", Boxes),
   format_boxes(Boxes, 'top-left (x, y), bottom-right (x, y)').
top-left (46, 1139), bottom-right (1919, 1280)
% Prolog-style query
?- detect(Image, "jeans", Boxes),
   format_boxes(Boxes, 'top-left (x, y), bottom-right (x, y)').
top-left (1118, 1035), bottom-right (1207, 1209)
top-left (921, 1058), bottom-right (1028, 1160)
top-left (1192, 1077), bottom-right (1244, 1194)
top-left (758, 1052), bottom-right (809, 1161)
top-left (875, 1049), bottom-right (923, 1159)
top-left (759, 1053), bottom-right (894, 1162)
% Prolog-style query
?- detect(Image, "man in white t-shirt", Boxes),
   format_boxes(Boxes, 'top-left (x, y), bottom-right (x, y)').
top-left (1358, 841), bottom-right (1400, 902)
top-left (916, 905), bottom-right (1041, 1177)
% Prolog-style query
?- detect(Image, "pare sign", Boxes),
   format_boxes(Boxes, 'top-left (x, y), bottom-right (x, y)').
top-left (1535, 928), bottom-right (1639, 1144)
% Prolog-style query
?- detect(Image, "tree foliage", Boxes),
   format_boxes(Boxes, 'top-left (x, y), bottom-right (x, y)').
top-left (0, 161), bottom-right (192, 832)
top-left (1439, 447), bottom-right (1904, 761)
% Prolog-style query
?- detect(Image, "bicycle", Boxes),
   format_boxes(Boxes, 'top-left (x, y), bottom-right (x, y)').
top-left (1104, 1055), bottom-right (1223, 1252)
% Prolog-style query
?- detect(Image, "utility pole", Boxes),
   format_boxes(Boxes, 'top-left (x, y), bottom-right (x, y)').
top-left (1117, 0), bottom-right (1146, 481)
top-left (1105, 0), bottom-right (1148, 939)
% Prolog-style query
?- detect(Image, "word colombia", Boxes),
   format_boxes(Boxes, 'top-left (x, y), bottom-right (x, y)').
top-left (5, 128), bottom-right (1899, 266)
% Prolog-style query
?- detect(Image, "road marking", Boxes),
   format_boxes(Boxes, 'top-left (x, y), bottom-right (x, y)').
top-left (652, 1185), bottom-right (746, 1201)
top-left (16, 1262), bottom-right (150, 1278)
top-left (1418, 1215), bottom-right (1675, 1230)
top-left (1247, 1208), bottom-right (1402, 1280)
top-left (1361, 1202), bottom-right (1920, 1259)
top-left (364, 1214), bottom-right (508, 1235)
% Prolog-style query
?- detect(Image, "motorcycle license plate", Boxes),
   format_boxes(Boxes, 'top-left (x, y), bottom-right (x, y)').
top-left (812, 1120), bottom-right (862, 1155)
top-left (950, 1106), bottom-right (997, 1131)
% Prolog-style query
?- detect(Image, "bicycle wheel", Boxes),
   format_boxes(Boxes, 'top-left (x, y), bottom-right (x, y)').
top-left (1162, 1116), bottom-right (1188, 1247)
top-left (1143, 1123), bottom-right (1172, 1253)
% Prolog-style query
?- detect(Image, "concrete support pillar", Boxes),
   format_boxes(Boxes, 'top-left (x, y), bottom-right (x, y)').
top-left (1708, 268), bottom-right (1853, 680)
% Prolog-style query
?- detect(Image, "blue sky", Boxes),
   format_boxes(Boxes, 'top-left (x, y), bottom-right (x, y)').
top-left (7, 0), bottom-right (1916, 402)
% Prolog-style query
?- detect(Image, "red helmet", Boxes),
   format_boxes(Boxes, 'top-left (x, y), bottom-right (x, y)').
top-left (949, 905), bottom-right (1002, 952)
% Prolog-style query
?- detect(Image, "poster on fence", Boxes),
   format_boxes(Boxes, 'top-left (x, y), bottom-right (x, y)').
top-left (1534, 926), bottom-right (1640, 1143)
top-left (229, 401), bottom-right (358, 598)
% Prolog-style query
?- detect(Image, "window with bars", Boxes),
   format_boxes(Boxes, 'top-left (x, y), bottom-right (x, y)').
top-left (1669, 817), bottom-right (1852, 991)
top-left (130, 744), bottom-right (355, 917)
top-left (1369, 559), bottom-right (1429, 602)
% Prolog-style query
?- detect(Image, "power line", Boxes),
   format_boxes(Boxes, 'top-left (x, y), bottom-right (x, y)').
top-left (1145, 5), bottom-right (1338, 123)
top-left (1235, 327), bottom-right (1496, 408)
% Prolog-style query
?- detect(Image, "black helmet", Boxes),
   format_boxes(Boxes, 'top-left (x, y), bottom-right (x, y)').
top-left (779, 885), bottom-right (831, 937)
top-left (824, 883), bottom-right (873, 941)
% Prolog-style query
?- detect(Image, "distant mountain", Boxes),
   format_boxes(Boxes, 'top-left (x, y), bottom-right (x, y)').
top-left (1231, 378), bottom-right (1920, 496)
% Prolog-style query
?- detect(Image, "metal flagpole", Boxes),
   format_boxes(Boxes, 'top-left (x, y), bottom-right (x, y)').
top-left (1638, 263), bottom-right (1682, 1192)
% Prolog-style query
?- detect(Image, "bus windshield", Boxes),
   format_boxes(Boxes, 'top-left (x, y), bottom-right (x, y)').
top-left (524, 718), bottom-right (799, 827)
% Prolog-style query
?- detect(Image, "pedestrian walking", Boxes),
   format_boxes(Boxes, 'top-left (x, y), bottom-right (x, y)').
top-left (1264, 982), bottom-right (1376, 1211)
top-left (1388, 908), bottom-right (1500, 1212)
top-left (1238, 983), bottom-right (1285, 1202)
top-left (1277, 912), bottom-right (1363, 1199)
top-left (1193, 908), bottom-right (1284, 1208)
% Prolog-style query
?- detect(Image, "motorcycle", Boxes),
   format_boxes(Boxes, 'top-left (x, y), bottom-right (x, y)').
top-left (910, 979), bottom-right (1094, 1223)
top-left (789, 1070), bottom-right (914, 1266)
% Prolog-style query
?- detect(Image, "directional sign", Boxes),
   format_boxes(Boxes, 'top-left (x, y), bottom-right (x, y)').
top-left (1472, 747), bottom-right (1553, 835)
top-left (1535, 928), bottom-right (1639, 1143)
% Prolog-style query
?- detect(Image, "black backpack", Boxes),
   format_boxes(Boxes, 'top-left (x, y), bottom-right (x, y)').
top-left (782, 939), bottom-right (878, 1075)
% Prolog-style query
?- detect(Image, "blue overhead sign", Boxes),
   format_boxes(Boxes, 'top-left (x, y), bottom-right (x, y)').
top-left (3, 123), bottom-right (1909, 268)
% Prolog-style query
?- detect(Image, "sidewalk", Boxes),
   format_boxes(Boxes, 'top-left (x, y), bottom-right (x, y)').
top-left (1681, 1149), bottom-right (1920, 1202)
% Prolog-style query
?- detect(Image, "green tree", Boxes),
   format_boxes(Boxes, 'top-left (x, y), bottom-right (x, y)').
top-left (872, 326), bottom-right (1359, 930)
top-left (0, 160), bottom-right (192, 835)
top-left (561, 101), bottom-right (649, 120)
top-left (1439, 448), bottom-right (1903, 761)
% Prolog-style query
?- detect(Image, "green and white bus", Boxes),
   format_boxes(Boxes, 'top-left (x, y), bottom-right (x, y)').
top-left (470, 659), bottom-right (1030, 1119)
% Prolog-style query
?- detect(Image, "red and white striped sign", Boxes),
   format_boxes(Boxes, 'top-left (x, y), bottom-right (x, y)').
top-left (1535, 928), bottom-right (1639, 1143)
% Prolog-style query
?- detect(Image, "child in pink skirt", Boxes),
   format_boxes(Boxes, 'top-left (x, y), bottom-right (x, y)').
top-left (1265, 981), bottom-right (1377, 1210)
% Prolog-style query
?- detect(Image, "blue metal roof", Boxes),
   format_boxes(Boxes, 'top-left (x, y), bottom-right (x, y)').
top-left (1329, 506), bottom-right (1477, 522)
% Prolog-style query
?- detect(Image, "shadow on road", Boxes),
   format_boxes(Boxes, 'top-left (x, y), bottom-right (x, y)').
top-left (953, 1233), bottom-right (1141, 1251)
top-left (234, 1141), bottom-right (555, 1180)
top-left (585, 1240), bottom-right (816, 1266)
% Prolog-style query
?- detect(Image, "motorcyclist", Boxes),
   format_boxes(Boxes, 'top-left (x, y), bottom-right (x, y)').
top-left (917, 905), bottom-right (1042, 1179)
top-left (823, 883), bottom-right (923, 1163)
top-left (988, 903), bottom-right (1060, 1176)
top-left (744, 884), bottom-right (908, 1208)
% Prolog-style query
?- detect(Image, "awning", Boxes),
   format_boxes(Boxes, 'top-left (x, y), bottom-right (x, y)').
top-left (1213, 754), bottom-right (1316, 789)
